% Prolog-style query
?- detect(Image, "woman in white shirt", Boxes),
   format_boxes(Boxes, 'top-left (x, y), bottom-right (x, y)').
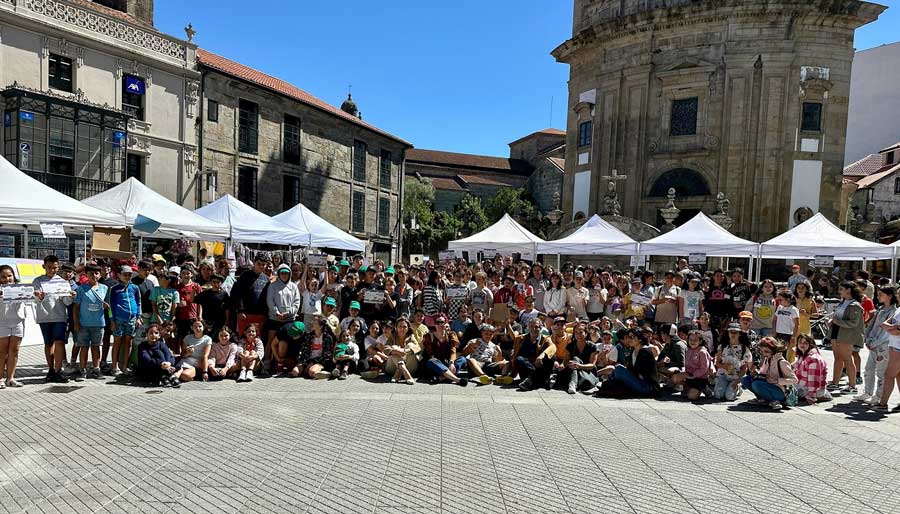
top-left (544, 272), bottom-right (567, 318)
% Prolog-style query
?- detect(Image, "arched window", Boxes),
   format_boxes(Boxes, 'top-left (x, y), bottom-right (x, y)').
top-left (648, 168), bottom-right (711, 197)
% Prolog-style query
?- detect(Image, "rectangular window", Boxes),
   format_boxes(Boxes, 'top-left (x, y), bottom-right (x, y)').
top-left (379, 149), bottom-right (392, 189)
top-left (352, 191), bottom-right (365, 232)
top-left (48, 116), bottom-right (75, 177)
top-left (238, 99), bottom-right (258, 154)
top-left (377, 197), bottom-right (390, 236)
top-left (578, 120), bottom-right (592, 147)
top-left (283, 175), bottom-right (300, 210)
top-left (895, 177), bottom-right (900, 195)
top-left (102, 128), bottom-right (126, 183)
top-left (887, 151), bottom-right (896, 165)
top-left (353, 140), bottom-right (367, 182)
top-left (207, 99), bottom-right (218, 122)
top-left (126, 154), bottom-right (143, 182)
top-left (48, 54), bottom-right (73, 92)
top-left (670, 97), bottom-right (698, 136)
top-left (76, 122), bottom-right (102, 180)
top-left (237, 166), bottom-right (257, 208)
top-left (801, 102), bottom-right (822, 132)
top-left (283, 115), bottom-right (301, 165)
top-left (122, 75), bottom-right (145, 121)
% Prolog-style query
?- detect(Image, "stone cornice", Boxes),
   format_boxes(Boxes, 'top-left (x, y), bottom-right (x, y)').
top-left (552, 0), bottom-right (886, 63)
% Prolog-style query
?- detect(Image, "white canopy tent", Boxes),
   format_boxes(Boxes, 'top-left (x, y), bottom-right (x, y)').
top-left (448, 214), bottom-right (544, 259)
top-left (0, 155), bottom-right (122, 227)
top-left (536, 214), bottom-right (638, 256)
top-left (195, 194), bottom-right (304, 244)
top-left (759, 213), bottom-right (894, 261)
top-left (273, 203), bottom-right (366, 252)
top-left (639, 212), bottom-right (760, 258)
top-left (83, 178), bottom-right (230, 241)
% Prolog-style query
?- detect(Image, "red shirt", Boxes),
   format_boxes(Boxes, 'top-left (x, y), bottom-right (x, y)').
top-left (861, 296), bottom-right (875, 323)
top-left (175, 282), bottom-right (203, 321)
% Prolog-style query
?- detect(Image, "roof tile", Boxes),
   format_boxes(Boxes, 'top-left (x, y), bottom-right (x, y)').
top-left (843, 154), bottom-right (885, 177)
top-left (406, 148), bottom-right (533, 174)
top-left (197, 49), bottom-right (410, 147)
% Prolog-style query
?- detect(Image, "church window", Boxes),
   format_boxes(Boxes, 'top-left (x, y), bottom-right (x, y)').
top-left (801, 102), bottom-right (822, 132)
top-left (670, 97), bottom-right (698, 136)
top-left (578, 121), bottom-right (592, 147)
top-left (648, 168), bottom-right (710, 197)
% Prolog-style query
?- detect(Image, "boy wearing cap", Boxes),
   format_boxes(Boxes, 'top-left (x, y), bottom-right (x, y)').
top-left (105, 265), bottom-right (141, 376)
top-left (339, 301), bottom-right (368, 337)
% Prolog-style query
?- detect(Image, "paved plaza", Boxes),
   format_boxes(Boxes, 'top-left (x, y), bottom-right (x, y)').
top-left (2, 345), bottom-right (900, 514)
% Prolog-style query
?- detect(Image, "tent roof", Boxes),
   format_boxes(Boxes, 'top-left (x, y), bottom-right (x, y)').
top-left (83, 178), bottom-right (230, 240)
top-left (195, 195), bottom-right (304, 244)
top-left (273, 203), bottom-right (366, 252)
top-left (760, 213), bottom-right (893, 260)
top-left (639, 212), bottom-right (759, 257)
top-left (0, 155), bottom-right (122, 227)
top-left (448, 214), bottom-right (543, 254)
top-left (537, 214), bottom-right (638, 255)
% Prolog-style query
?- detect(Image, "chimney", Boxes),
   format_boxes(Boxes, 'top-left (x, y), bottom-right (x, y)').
top-left (127, 0), bottom-right (154, 26)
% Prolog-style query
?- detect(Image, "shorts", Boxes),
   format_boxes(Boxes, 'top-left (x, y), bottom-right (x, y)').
top-left (264, 318), bottom-right (288, 334)
top-left (76, 326), bottom-right (104, 347)
top-left (775, 333), bottom-right (792, 343)
top-left (685, 377), bottom-right (709, 391)
top-left (40, 321), bottom-right (68, 345)
top-left (178, 357), bottom-right (200, 369)
top-left (112, 319), bottom-right (137, 338)
top-left (0, 321), bottom-right (24, 338)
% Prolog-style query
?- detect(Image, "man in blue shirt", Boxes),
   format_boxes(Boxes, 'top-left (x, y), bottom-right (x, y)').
top-left (106, 265), bottom-right (141, 377)
top-left (73, 264), bottom-right (110, 380)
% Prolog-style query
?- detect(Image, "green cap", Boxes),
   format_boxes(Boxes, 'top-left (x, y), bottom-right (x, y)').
top-left (359, 265), bottom-right (368, 273)
top-left (339, 259), bottom-right (350, 266)
top-left (350, 301), bottom-right (361, 310)
top-left (385, 267), bottom-right (395, 274)
top-left (277, 264), bottom-right (291, 274)
top-left (286, 321), bottom-right (305, 338)
top-left (329, 265), bottom-right (339, 272)
top-left (324, 297), bottom-right (337, 307)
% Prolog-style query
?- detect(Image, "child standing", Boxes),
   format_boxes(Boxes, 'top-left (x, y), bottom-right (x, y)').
top-left (237, 324), bottom-right (263, 383)
top-left (677, 276), bottom-right (704, 326)
top-left (72, 264), bottom-right (110, 381)
top-left (773, 291), bottom-right (799, 361)
top-left (107, 265), bottom-right (142, 377)
top-left (856, 287), bottom-right (898, 403)
top-left (745, 279), bottom-right (776, 337)
top-left (175, 266), bottom-right (203, 341)
top-left (208, 327), bottom-right (238, 380)
top-left (150, 272), bottom-right (180, 325)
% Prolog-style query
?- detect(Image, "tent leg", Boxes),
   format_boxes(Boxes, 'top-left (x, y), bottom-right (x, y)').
top-left (138, 237), bottom-right (144, 259)
top-left (891, 248), bottom-right (897, 284)
top-left (556, 254), bottom-right (560, 271)
top-left (22, 226), bottom-right (28, 259)
top-left (83, 230), bottom-right (88, 261)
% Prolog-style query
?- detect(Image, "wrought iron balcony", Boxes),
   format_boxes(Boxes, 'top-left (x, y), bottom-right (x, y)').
top-left (25, 171), bottom-right (118, 200)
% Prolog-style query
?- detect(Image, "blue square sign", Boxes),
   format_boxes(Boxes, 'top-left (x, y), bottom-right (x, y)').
top-left (125, 76), bottom-right (145, 95)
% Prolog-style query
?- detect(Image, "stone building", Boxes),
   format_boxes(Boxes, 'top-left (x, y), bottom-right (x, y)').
top-left (405, 128), bottom-right (566, 214)
top-left (844, 141), bottom-right (900, 236)
top-left (553, 0), bottom-right (885, 241)
top-left (0, 0), bottom-right (199, 207)
top-left (197, 50), bottom-right (411, 261)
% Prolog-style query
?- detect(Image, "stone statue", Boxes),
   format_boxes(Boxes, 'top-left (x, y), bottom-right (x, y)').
top-left (665, 187), bottom-right (677, 209)
top-left (184, 23), bottom-right (196, 42)
top-left (603, 189), bottom-right (621, 216)
top-left (715, 191), bottom-right (730, 216)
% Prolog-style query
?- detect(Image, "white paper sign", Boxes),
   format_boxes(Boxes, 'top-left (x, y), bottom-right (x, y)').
top-left (410, 254), bottom-right (424, 266)
top-left (629, 255), bottom-right (648, 267)
top-left (688, 253), bottom-right (707, 265)
top-left (630, 293), bottom-right (652, 307)
top-left (363, 289), bottom-right (385, 304)
top-left (307, 253), bottom-right (327, 267)
top-left (447, 285), bottom-right (469, 299)
top-left (438, 251), bottom-right (456, 262)
top-left (39, 223), bottom-right (66, 239)
top-left (38, 279), bottom-right (73, 296)
top-left (813, 255), bottom-right (834, 268)
top-left (0, 284), bottom-right (35, 303)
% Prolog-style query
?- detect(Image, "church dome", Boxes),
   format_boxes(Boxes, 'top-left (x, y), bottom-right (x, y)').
top-left (340, 94), bottom-right (358, 117)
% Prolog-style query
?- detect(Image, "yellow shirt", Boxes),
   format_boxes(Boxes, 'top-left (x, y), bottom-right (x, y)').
top-left (796, 297), bottom-right (814, 335)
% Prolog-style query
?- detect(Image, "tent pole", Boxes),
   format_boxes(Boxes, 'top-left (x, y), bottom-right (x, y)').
top-left (891, 247), bottom-right (897, 284)
top-left (138, 237), bottom-right (144, 259)
top-left (83, 229), bottom-right (87, 261)
top-left (22, 225), bottom-right (28, 259)
top-left (556, 254), bottom-right (560, 271)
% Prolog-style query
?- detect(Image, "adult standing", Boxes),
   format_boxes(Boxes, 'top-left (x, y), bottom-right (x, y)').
top-left (703, 269), bottom-right (733, 330)
top-left (856, 287), bottom-right (897, 404)
top-left (566, 271), bottom-right (589, 321)
top-left (827, 281), bottom-right (865, 395)
top-left (651, 271), bottom-right (680, 326)
top-left (265, 264), bottom-right (302, 371)
top-left (419, 271), bottom-right (444, 329)
top-left (232, 254), bottom-right (271, 336)
top-left (875, 292), bottom-right (900, 412)
top-left (526, 264), bottom-right (548, 313)
top-left (392, 267), bottom-right (415, 320)
top-left (543, 272), bottom-right (567, 319)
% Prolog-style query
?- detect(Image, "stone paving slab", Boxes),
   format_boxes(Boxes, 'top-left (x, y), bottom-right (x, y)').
top-left (1, 346), bottom-right (900, 514)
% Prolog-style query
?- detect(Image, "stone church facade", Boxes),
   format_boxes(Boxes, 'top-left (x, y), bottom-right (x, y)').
top-left (553, 0), bottom-right (885, 241)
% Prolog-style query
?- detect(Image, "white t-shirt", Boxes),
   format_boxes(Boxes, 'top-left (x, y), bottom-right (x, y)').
top-left (301, 290), bottom-right (323, 315)
top-left (774, 305), bottom-right (799, 335)
top-left (889, 309), bottom-right (900, 350)
top-left (678, 290), bottom-right (704, 321)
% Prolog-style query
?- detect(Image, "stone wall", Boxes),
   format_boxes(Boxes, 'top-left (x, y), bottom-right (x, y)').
top-left (555, 0), bottom-right (885, 242)
top-left (200, 69), bottom-right (407, 257)
top-left (526, 160), bottom-right (564, 212)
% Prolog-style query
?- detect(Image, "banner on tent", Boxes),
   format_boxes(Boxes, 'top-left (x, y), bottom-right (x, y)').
top-left (689, 253), bottom-right (707, 265)
top-left (813, 255), bottom-right (834, 268)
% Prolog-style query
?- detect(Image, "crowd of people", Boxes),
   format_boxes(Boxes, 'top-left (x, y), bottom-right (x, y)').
top-left (1, 251), bottom-right (899, 414)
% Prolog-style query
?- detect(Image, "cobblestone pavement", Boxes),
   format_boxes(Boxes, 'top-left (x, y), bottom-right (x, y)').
top-left (2, 346), bottom-right (900, 514)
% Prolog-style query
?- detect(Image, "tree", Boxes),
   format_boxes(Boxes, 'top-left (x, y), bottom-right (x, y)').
top-left (402, 178), bottom-right (436, 256)
top-left (453, 194), bottom-right (488, 237)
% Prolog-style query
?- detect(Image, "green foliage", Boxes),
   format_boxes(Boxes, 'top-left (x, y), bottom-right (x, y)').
top-left (453, 194), bottom-right (488, 237)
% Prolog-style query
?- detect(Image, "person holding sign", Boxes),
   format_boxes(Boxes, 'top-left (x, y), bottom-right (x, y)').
top-left (33, 255), bottom-right (76, 383)
top-left (0, 264), bottom-right (26, 388)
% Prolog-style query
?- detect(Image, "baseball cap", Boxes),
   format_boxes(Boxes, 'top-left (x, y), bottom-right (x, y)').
top-left (339, 259), bottom-right (350, 266)
top-left (574, 270), bottom-right (584, 278)
top-left (277, 264), bottom-right (291, 274)
top-left (349, 301), bottom-right (361, 310)
top-left (738, 311), bottom-right (753, 319)
top-left (553, 316), bottom-right (566, 325)
top-left (329, 265), bottom-right (339, 272)
top-left (359, 265), bottom-right (368, 273)
top-left (168, 266), bottom-right (181, 275)
top-left (152, 254), bottom-right (166, 264)
top-left (286, 321), bottom-right (306, 338)
top-left (324, 297), bottom-right (337, 307)
top-left (385, 267), bottom-right (395, 275)
top-left (727, 322), bottom-right (741, 332)
top-left (118, 265), bottom-right (134, 274)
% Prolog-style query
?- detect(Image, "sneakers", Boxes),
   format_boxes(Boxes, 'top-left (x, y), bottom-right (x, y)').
top-left (237, 369), bottom-right (247, 382)
top-left (45, 369), bottom-right (56, 383)
top-left (494, 375), bottom-right (514, 386)
top-left (864, 395), bottom-right (880, 405)
top-left (168, 375), bottom-right (181, 388)
top-left (404, 378), bottom-right (415, 385)
top-left (63, 362), bottom-right (79, 376)
top-left (90, 367), bottom-right (102, 380)
top-left (53, 370), bottom-right (69, 383)
top-left (567, 386), bottom-right (577, 395)
top-left (331, 369), bottom-right (341, 379)
top-left (338, 371), bottom-right (348, 380)
top-left (842, 386), bottom-right (859, 395)
top-left (245, 369), bottom-right (254, 382)
top-left (826, 383), bottom-right (841, 392)
top-left (853, 392), bottom-right (871, 402)
top-left (477, 375), bottom-right (493, 385)
top-left (73, 368), bottom-right (86, 382)
top-left (518, 378), bottom-right (533, 391)
top-left (769, 401), bottom-right (783, 411)
top-left (360, 370), bottom-right (379, 380)
top-left (457, 378), bottom-right (468, 387)
top-left (313, 370), bottom-right (332, 380)
top-left (100, 362), bottom-right (112, 375)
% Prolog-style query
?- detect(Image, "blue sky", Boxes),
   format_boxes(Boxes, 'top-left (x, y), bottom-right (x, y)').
top-left (156, 0), bottom-right (899, 157)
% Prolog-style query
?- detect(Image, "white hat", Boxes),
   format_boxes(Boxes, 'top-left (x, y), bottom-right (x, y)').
top-left (168, 266), bottom-right (181, 275)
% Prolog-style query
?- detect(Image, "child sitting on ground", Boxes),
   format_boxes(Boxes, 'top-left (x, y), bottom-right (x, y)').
top-left (332, 330), bottom-right (358, 380)
top-left (237, 323), bottom-right (263, 383)
top-left (676, 330), bottom-right (713, 401)
top-left (208, 326), bottom-right (238, 380)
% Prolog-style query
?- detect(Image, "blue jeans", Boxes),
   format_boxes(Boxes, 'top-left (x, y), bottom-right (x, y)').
top-left (611, 364), bottom-right (653, 396)
top-left (741, 375), bottom-right (786, 403)
top-left (453, 356), bottom-right (467, 372)
top-left (424, 357), bottom-right (449, 376)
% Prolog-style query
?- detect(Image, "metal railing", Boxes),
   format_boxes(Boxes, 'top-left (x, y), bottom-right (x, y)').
top-left (25, 171), bottom-right (118, 200)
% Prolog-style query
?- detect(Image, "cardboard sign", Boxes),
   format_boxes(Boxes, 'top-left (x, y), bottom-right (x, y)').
top-left (307, 253), bottom-right (328, 267)
top-left (688, 253), bottom-right (707, 265)
top-left (92, 227), bottom-right (132, 259)
top-left (363, 289), bottom-right (385, 304)
top-left (490, 303), bottom-right (510, 324)
top-left (39, 223), bottom-right (66, 239)
top-left (630, 293), bottom-right (652, 307)
top-left (0, 284), bottom-right (35, 303)
top-left (813, 255), bottom-right (834, 268)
